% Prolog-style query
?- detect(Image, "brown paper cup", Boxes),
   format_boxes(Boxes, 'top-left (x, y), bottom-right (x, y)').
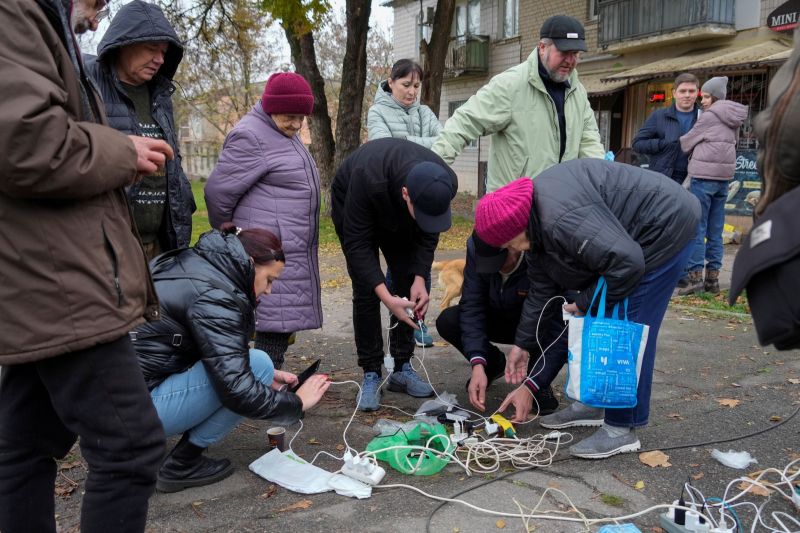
top-left (267, 427), bottom-right (286, 452)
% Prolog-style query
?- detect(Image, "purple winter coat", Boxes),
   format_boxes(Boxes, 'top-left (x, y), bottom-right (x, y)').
top-left (680, 100), bottom-right (749, 181)
top-left (204, 104), bottom-right (322, 333)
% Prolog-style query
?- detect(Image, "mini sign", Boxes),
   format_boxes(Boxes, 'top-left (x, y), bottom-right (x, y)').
top-left (768, 0), bottom-right (800, 32)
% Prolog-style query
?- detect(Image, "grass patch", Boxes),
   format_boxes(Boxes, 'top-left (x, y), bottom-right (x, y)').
top-left (600, 493), bottom-right (626, 507)
top-left (192, 180), bottom-right (475, 253)
top-left (671, 289), bottom-right (749, 315)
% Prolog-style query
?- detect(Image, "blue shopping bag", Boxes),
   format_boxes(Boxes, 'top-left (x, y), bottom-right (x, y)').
top-left (565, 278), bottom-right (649, 408)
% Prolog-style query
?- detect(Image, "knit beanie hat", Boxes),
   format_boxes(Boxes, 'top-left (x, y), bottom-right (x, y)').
top-left (702, 76), bottom-right (728, 101)
top-left (261, 72), bottom-right (314, 115)
top-left (475, 178), bottom-right (534, 247)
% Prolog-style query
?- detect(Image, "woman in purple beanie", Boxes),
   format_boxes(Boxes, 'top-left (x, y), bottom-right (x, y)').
top-left (474, 159), bottom-right (699, 459)
top-left (205, 72), bottom-right (322, 369)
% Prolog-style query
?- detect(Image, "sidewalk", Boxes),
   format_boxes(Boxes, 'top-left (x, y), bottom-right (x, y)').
top-left (53, 243), bottom-right (799, 533)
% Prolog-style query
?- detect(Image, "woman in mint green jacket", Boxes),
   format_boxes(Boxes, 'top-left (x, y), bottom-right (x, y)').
top-left (367, 59), bottom-right (442, 347)
top-left (367, 59), bottom-right (442, 148)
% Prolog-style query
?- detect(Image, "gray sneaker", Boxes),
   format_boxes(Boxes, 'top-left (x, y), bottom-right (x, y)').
top-left (569, 425), bottom-right (641, 459)
top-left (539, 401), bottom-right (604, 429)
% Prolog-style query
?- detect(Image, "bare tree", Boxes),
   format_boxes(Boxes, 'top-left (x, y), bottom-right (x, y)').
top-left (420, 0), bottom-right (456, 117)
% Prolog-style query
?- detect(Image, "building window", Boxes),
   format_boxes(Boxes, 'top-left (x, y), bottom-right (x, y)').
top-left (448, 99), bottom-right (478, 147)
top-left (503, 0), bottom-right (518, 37)
top-left (416, 13), bottom-right (432, 60)
top-left (588, 0), bottom-right (599, 21)
top-left (454, 0), bottom-right (480, 37)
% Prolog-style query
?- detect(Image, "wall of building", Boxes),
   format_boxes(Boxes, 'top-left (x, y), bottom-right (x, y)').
top-left (761, 0), bottom-right (787, 25)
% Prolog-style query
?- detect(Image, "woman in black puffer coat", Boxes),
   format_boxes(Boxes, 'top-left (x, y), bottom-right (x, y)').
top-left (133, 224), bottom-right (330, 493)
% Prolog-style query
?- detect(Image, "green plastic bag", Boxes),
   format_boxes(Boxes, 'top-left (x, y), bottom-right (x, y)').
top-left (366, 422), bottom-right (453, 475)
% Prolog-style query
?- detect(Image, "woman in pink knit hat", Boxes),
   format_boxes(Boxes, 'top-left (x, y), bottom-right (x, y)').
top-left (474, 158), bottom-right (700, 459)
top-left (205, 72), bottom-right (322, 370)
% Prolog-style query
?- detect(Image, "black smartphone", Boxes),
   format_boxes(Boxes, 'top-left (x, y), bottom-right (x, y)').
top-left (290, 359), bottom-right (321, 393)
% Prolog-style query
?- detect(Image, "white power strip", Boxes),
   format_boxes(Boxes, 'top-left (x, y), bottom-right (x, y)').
top-left (341, 453), bottom-right (386, 486)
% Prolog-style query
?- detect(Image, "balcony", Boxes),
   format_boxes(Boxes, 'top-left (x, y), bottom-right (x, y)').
top-left (445, 34), bottom-right (489, 79)
top-left (598, 0), bottom-right (735, 52)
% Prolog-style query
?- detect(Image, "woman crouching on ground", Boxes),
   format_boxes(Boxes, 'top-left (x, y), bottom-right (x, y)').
top-left (132, 223), bottom-right (330, 492)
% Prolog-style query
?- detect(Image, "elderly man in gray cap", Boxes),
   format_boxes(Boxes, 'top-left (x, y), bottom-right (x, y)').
top-left (432, 15), bottom-right (604, 192)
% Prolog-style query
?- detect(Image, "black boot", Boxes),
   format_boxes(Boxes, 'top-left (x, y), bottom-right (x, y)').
top-left (156, 433), bottom-right (234, 493)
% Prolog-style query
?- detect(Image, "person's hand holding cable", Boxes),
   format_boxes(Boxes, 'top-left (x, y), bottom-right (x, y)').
top-left (409, 274), bottom-right (430, 319)
top-left (505, 345), bottom-right (529, 384)
top-left (374, 283), bottom-right (419, 328)
top-left (270, 370), bottom-right (299, 391)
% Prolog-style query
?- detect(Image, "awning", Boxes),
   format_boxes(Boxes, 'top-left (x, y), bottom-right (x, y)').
top-left (603, 38), bottom-right (793, 83)
top-left (579, 71), bottom-right (630, 96)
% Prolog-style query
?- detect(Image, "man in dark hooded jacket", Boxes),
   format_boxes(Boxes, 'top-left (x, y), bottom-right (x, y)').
top-left (85, 0), bottom-right (195, 258)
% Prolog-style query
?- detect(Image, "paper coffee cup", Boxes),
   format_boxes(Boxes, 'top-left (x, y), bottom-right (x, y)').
top-left (267, 427), bottom-right (286, 452)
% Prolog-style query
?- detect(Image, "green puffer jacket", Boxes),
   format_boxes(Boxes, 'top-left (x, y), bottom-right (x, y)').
top-left (367, 80), bottom-right (442, 148)
top-left (431, 50), bottom-right (605, 191)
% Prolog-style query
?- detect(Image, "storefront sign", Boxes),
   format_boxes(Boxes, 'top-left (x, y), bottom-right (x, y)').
top-left (725, 150), bottom-right (761, 216)
top-left (768, 0), bottom-right (800, 32)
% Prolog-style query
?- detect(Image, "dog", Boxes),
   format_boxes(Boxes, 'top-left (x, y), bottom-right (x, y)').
top-left (431, 259), bottom-right (466, 310)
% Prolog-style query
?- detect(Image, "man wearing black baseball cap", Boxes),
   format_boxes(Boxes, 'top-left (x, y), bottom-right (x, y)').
top-left (432, 14), bottom-right (603, 191)
top-left (331, 138), bottom-right (458, 411)
top-left (435, 232), bottom-right (561, 416)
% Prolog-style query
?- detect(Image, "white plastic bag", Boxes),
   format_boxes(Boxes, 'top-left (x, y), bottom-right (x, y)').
top-left (249, 449), bottom-right (372, 498)
top-left (710, 449), bottom-right (758, 469)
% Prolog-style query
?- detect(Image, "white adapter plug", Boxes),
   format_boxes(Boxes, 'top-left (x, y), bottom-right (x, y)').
top-left (484, 422), bottom-right (499, 436)
top-left (341, 455), bottom-right (386, 486)
top-left (383, 354), bottom-right (395, 373)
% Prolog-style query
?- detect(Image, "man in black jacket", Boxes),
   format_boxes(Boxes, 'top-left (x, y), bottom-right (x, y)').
top-left (85, 0), bottom-right (195, 258)
top-left (435, 233), bottom-right (560, 414)
top-left (332, 138), bottom-right (458, 411)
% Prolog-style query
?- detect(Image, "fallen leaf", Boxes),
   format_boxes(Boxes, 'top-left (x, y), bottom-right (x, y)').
top-left (432, 341), bottom-right (450, 347)
top-left (634, 480), bottom-right (645, 490)
top-left (736, 481), bottom-right (771, 497)
top-left (639, 450), bottom-right (672, 468)
top-left (691, 472), bottom-right (705, 480)
top-left (718, 398), bottom-right (741, 408)
top-left (770, 415), bottom-right (782, 422)
top-left (336, 444), bottom-right (345, 451)
top-left (307, 438), bottom-right (321, 445)
top-left (453, 529), bottom-right (460, 533)
top-left (276, 499), bottom-right (313, 512)
top-left (731, 383), bottom-right (742, 388)
top-left (688, 463), bottom-right (700, 467)
top-left (260, 485), bottom-right (278, 499)
top-left (666, 413), bottom-right (684, 420)
top-left (789, 378), bottom-right (800, 385)
top-left (652, 527), bottom-right (665, 533)
top-left (495, 519), bottom-right (506, 529)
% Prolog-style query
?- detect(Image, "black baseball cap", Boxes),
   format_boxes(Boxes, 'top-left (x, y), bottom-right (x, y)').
top-left (540, 15), bottom-right (587, 52)
top-left (406, 162), bottom-right (456, 233)
top-left (472, 231), bottom-right (508, 274)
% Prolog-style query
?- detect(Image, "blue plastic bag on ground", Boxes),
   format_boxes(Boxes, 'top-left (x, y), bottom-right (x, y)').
top-left (566, 278), bottom-right (649, 408)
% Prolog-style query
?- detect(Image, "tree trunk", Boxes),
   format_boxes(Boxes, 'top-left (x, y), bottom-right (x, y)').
top-left (333, 0), bottom-right (372, 171)
top-left (284, 26), bottom-right (337, 191)
top-left (420, 0), bottom-right (455, 117)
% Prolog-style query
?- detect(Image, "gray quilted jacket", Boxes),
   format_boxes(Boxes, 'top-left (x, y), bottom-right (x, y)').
top-left (204, 104), bottom-right (322, 333)
top-left (367, 81), bottom-right (442, 148)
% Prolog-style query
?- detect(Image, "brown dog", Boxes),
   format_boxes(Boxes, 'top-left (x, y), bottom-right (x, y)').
top-left (431, 259), bottom-right (466, 310)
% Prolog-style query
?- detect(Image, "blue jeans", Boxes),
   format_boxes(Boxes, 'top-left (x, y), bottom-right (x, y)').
top-left (150, 349), bottom-right (274, 448)
top-left (605, 242), bottom-right (693, 428)
top-left (687, 179), bottom-right (727, 272)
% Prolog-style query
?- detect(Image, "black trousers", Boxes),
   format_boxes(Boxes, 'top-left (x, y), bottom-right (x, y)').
top-left (436, 303), bottom-right (568, 387)
top-left (344, 241), bottom-right (417, 374)
top-left (0, 336), bottom-right (165, 533)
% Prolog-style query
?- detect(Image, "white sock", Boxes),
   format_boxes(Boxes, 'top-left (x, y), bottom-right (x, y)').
top-left (602, 423), bottom-right (631, 437)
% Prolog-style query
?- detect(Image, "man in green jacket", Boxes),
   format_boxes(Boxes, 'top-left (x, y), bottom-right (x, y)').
top-left (432, 15), bottom-right (605, 192)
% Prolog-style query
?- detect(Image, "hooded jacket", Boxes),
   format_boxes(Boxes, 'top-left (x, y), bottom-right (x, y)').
top-left (84, 0), bottom-right (195, 250)
top-left (514, 159), bottom-right (700, 351)
top-left (680, 100), bottom-right (749, 181)
top-left (331, 138), bottom-right (458, 290)
top-left (431, 49), bottom-right (605, 192)
top-left (367, 80), bottom-right (442, 148)
top-left (0, 0), bottom-right (158, 364)
top-left (133, 231), bottom-right (303, 425)
top-left (205, 105), bottom-right (323, 334)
